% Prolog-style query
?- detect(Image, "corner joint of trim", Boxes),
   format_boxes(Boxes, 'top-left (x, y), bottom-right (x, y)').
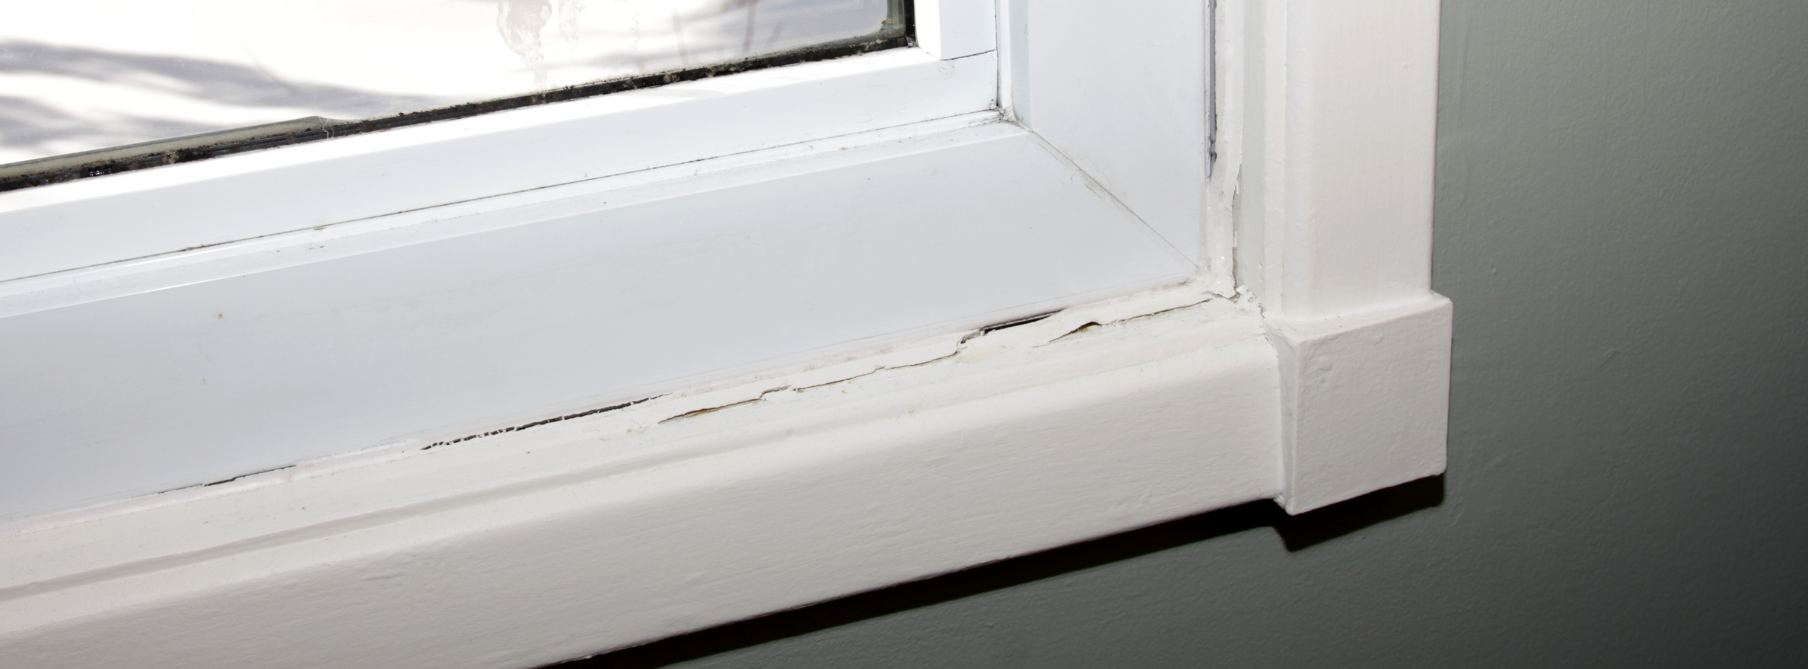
top-left (1265, 294), bottom-right (1452, 515)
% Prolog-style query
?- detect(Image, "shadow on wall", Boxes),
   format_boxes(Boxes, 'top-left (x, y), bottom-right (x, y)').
top-left (549, 476), bottom-right (1446, 669)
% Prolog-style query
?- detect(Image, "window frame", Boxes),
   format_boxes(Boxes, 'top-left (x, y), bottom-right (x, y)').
top-left (0, 44), bottom-right (1000, 283)
top-left (0, 0), bottom-right (1231, 520)
top-left (0, 0), bottom-right (1449, 665)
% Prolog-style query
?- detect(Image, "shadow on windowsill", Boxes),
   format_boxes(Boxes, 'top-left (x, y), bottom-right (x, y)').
top-left (547, 475), bottom-right (1445, 668)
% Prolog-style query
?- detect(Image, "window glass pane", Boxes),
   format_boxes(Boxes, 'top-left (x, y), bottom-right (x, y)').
top-left (0, 0), bottom-right (903, 183)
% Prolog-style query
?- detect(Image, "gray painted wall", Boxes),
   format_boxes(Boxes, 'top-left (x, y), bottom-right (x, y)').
top-left (568, 1), bottom-right (1808, 665)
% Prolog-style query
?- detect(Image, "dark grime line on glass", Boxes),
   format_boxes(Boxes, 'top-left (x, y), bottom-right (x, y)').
top-left (0, 12), bottom-right (912, 193)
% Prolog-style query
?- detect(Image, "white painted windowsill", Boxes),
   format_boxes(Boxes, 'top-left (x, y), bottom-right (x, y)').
top-left (0, 1), bottom-right (1448, 666)
top-left (0, 287), bottom-right (1449, 669)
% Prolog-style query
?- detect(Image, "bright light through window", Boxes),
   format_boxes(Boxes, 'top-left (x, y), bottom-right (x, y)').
top-left (0, 0), bottom-right (901, 179)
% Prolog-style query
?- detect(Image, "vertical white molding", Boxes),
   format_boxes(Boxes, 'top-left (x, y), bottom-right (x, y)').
top-left (994, 0), bottom-right (1031, 122)
top-left (1238, 0), bottom-right (1441, 319)
top-left (913, 0), bottom-right (997, 59)
top-left (1230, 0), bottom-right (1449, 511)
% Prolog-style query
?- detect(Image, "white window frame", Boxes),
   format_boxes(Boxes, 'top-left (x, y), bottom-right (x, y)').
top-left (0, 1), bottom-right (1448, 666)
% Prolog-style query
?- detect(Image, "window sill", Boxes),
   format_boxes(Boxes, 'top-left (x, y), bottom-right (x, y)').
top-left (0, 287), bottom-right (1449, 668)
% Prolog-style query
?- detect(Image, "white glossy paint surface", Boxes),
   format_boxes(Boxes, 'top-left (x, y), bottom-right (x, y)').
top-left (0, 119), bottom-right (1194, 521)
top-left (0, 0), bottom-right (1452, 663)
top-left (0, 296), bottom-right (1282, 669)
top-left (0, 48), bottom-right (996, 283)
top-left (1269, 295), bottom-right (1453, 513)
top-left (913, 0), bottom-right (996, 59)
top-left (1232, 0), bottom-right (1441, 319)
top-left (1021, 0), bottom-right (1213, 270)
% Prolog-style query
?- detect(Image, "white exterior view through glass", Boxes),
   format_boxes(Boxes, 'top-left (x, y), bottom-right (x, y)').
top-left (0, 0), bottom-right (892, 165)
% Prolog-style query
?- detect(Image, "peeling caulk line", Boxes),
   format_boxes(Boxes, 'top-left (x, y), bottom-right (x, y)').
top-left (962, 310), bottom-right (1058, 343)
top-left (955, 279), bottom-right (1220, 362)
top-left (431, 310), bottom-right (1066, 439)
top-left (659, 398), bottom-right (762, 424)
top-left (200, 466), bottom-right (294, 488)
top-left (558, 286), bottom-right (1226, 436)
top-left (424, 396), bottom-right (658, 449)
top-left (0, 283), bottom-right (1234, 539)
top-left (12, 289), bottom-right (1228, 535)
top-left (786, 343), bottom-right (961, 394)
top-left (445, 284), bottom-right (1223, 440)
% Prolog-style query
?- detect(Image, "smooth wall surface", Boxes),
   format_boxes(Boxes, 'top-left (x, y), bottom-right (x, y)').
top-left (561, 1), bottom-right (1808, 666)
